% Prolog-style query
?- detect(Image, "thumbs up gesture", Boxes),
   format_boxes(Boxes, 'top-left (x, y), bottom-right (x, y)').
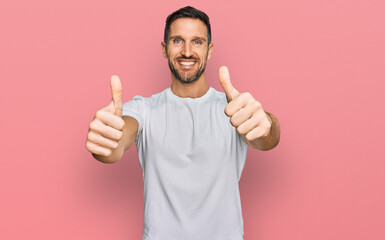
top-left (219, 66), bottom-right (272, 142)
top-left (85, 75), bottom-right (125, 157)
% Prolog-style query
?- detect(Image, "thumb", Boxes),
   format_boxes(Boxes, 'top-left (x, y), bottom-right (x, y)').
top-left (218, 66), bottom-right (239, 102)
top-left (110, 75), bottom-right (122, 116)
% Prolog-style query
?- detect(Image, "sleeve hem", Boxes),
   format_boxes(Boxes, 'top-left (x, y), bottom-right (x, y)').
top-left (122, 110), bottom-right (143, 141)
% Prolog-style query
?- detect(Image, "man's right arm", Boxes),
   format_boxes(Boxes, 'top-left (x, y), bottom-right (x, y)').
top-left (85, 75), bottom-right (138, 164)
top-left (89, 116), bottom-right (139, 164)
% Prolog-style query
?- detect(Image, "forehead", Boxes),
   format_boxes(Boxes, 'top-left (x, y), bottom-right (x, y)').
top-left (169, 18), bottom-right (208, 39)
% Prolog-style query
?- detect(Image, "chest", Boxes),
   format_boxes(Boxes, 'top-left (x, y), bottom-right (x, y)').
top-left (143, 101), bottom-right (236, 159)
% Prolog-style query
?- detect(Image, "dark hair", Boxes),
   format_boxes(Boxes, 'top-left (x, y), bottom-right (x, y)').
top-left (164, 6), bottom-right (211, 46)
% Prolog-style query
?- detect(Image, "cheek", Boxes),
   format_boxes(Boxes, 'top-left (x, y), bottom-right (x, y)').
top-left (168, 46), bottom-right (181, 55)
top-left (197, 48), bottom-right (209, 59)
top-left (169, 51), bottom-right (180, 61)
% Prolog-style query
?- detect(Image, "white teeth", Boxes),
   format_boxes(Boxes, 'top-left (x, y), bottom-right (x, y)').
top-left (180, 62), bottom-right (195, 65)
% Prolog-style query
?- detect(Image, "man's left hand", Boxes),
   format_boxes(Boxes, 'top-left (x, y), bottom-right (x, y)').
top-left (218, 66), bottom-right (272, 142)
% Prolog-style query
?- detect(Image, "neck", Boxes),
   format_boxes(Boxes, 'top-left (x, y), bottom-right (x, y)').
top-left (169, 73), bottom-right (210, 98)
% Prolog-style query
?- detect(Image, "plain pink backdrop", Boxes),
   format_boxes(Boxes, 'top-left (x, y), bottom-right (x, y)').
top-left (1, 0), bottom-right (384, 239)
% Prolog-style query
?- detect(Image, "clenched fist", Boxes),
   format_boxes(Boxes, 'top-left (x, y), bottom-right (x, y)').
top-left (219, 66), bottom-right (272, 142)
top-left (85, 75), bottom-right (125, 157)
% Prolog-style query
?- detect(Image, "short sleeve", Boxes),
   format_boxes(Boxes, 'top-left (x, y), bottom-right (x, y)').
top-left (122, 95), bottom-right (147, 140)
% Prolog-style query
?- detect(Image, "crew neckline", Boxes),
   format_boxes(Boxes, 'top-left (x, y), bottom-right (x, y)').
top-left (166, 87), bottom-right (214, 101)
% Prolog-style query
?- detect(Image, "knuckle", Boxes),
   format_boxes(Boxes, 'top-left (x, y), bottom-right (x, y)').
top-left (230, 117), bottom-right (237, 126)
top-left (224, 106), bottom-right (230, 116)
top-left (263, 117), bottom-right (272, 128)
top-left (111, 141), bottom-right (119, 149)
top-left (94, 134), bottom-right (103, 144)
top-left (264, 125), bottom-right (271, 136)
top-left (87, 131), bottom-right (93, 140)
top-left (245, 134), bottom-right (252, 141)
top-left (241, 92), bottom-right (251, 100)
top-left (266, 119), bottom-right (272, 129)
top-left (245, 134), bottom-right (254, 142)
top-left (89, 121), bottom-right (98, 131)
top-left (261, 132), bottom-right (268, 138)
top-left (118, 118), bottom-right (125, 130)
top-left (85, 141), bottom-right (94, 152)
top-left (95, 109), bottom-right (103, 119)
top-left (225, 106), bottom-right (233, 117)
top-left (105, 149), bottom-right (112, 156)
top-left (116, 130), bottom-right (123, 140)
top-left (85, 141), bottom-right (91, 150)
top-left (99, 124), bottom-right (109, 135)
top-left (250, 102), bottom-right (258, 111)
top-left (237, 127), bottom-right (245, 135)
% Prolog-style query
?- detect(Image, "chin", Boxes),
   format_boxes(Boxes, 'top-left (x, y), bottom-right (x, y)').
top-left (174, 70), bottom-right (199, 83)
top-left (177, 77), bottom-right (199, 84)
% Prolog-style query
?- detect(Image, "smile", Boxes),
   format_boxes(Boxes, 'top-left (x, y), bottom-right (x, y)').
top-left (180, 62), bottom-right (195, 66)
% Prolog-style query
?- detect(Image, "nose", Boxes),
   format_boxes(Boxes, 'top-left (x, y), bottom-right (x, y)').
top-left (181, 42), bottom-right (192, 57)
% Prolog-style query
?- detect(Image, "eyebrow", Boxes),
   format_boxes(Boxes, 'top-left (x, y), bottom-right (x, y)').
top-left (169, 35), bottom-right (207, 42)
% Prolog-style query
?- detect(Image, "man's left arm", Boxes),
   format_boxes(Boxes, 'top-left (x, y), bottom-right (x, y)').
top-left (218, 66), bottom-right (280, 151)
top-left (240, 111), bottom-right (280, 150)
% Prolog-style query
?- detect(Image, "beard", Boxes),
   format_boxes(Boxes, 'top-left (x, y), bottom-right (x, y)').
top-left (167, 56), bottom-right (207, 84)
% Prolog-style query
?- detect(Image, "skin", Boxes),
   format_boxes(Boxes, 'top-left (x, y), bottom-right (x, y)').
top-left (161, 18), bottom-right (213, 99)
top-left (85, 76), bottom-right (137, 163)
top-left (85, 17), bottom-right (280, 164)
top-left (218, 66), bottom-right (280, 150)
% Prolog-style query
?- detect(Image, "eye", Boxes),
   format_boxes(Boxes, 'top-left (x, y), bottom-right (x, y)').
top-left (173, 39), bottom-right (182, 44)
top-left (193, 40), bottom-right (202, 45)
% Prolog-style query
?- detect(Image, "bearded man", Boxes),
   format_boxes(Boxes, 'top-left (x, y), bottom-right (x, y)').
top-left (86, 6), bottom-right (280, 240)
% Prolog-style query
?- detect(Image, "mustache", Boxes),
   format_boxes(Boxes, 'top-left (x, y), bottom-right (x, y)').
top-left (177, 56), bottom-right (198, 61)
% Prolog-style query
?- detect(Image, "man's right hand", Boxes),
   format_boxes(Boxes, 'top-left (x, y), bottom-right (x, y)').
top-left (85, 75), bottom-right (125, 157)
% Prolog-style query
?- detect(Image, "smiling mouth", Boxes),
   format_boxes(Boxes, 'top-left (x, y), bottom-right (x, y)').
top-left (180, 62), bottom-right (195, 66)
top-left (177, 59), bottom-right (198, 68)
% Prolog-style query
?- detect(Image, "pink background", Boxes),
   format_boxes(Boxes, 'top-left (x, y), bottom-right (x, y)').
top-left (1, 0), bottom-right (384, 239)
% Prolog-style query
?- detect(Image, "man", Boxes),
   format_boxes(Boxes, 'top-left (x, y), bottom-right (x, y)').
top-left (86, 6), bottom-right (280, 240)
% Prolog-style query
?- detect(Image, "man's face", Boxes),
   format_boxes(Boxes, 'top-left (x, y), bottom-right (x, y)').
top-left (162, 18), bottom-right (213, 84)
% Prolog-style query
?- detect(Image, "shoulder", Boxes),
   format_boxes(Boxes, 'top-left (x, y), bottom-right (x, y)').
top-left (211, 87), bottom-right (227, 101)
top-left (124, 88), bottom-right (167, 104)
top-left (210, 87), bottom-right (228, 109)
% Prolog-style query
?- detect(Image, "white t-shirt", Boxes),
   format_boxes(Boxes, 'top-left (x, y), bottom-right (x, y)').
top-left (122, 86), bottom-right (248, 240)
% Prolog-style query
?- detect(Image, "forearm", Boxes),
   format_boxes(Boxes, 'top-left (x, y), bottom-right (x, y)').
top-left (244, 112), bottom-right (280, 151)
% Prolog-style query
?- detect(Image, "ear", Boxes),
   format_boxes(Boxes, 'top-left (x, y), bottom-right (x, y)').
top-left (161, 41), bottom-right (168, 59)
top-left (207, 43), bottom-right (214, 60)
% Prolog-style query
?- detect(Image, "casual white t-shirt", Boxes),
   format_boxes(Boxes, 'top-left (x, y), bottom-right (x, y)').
top-left (122, 86), bottom-right (248, 240)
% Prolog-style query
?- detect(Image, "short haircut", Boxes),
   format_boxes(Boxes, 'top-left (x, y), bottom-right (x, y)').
top-left (164, 6), bottom-right (212, 46)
